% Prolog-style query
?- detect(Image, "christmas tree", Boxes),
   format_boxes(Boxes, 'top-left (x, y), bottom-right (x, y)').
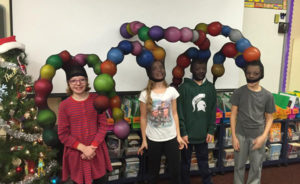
top-left (0, 36), bottom-right (59, 183)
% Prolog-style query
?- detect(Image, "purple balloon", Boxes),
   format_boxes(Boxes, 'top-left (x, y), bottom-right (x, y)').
top-left (149, 26), bottom-right (164, 41)
top-left (180, 27), bottom-right (193, 42)
top-left (120, 23), bottom-right (133, 39)
top-left (131, 41), bottom-right (142, 56)
top-left (73, 54), bottom-right (87, 66)
top-left (113, 119), bottom-right (130, 139)
top-left (165, 27), bottom-right (181, 42)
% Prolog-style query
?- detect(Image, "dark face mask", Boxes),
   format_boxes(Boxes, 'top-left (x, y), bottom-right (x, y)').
top-left (245, 65), bottom-right (263, 84)
top-left (191, 63), bottom-right (207, 81)
top-left (246, 77), bottom-right (262, 83)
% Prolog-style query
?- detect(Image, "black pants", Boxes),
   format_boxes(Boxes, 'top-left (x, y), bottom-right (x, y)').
top-left (72, 174), bottom-right (108, 184)
top-left (181, 143), bottom-right (212, 184)
top-left (146, 138), bottom-right (181, 184)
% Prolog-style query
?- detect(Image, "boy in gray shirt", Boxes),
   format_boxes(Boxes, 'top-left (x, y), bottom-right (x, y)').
top-left (230, 60), bottom-right (276, 184)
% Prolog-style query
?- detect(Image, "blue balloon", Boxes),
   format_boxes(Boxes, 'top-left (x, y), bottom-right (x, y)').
top-left (107, 47), bottom-right (124, 65)
top-left (186, 47), bottom-right (199, 59)
top-left (136, 50), bottom-right (154, 68)
top-left (222, 26), bottom-right (231, 37)
top-left (235, 55), bottom-right (247, 68)
top-left (118, 40), bottom-right (133, 55)
top-left (198, 50), bottom-right (211, 59)
top-left (236, 38), bottom-right (251, 52)
top-left (213, 52), bottom-right (226, 64)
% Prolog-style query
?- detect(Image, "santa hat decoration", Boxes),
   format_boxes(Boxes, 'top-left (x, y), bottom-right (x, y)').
top-left (0, 36), bottom-right (25, 54)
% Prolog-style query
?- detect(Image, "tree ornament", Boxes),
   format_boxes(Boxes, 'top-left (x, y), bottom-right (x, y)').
top-left (12, 157), bottom-right (22, 167)
top-left (25, 86), bottom-right (32, 92)
top-left (16, 166), bottom-right (23, 173)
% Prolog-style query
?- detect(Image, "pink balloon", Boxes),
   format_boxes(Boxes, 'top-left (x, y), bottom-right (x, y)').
top-left (165, 27), bottom-right (181, 42)
top-left (132, 22), bottom-right (145, 34)
top-left (131, 41), bottom-right (142, 56)
top-left (129, 21), bottom-right (139, 34)
top-left (180, 27), bottom-right (193, 42)
top-left (73, 54), bottom-right (87, 66)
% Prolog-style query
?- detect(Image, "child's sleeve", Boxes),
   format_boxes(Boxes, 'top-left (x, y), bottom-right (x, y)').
top-left (91, 112), bottom-right (108, 147)
top-left (265, 93), bottom-right (276, 113)
top-left (177, 85), bottom-right (187, 136)
top-left (229, 88), bottom-right (240, 106)
top-left (57, 102), bottom-right (80, 149)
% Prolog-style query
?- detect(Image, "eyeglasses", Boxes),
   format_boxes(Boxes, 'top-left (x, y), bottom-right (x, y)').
top-left (69, 78), bottom-right (86, 85)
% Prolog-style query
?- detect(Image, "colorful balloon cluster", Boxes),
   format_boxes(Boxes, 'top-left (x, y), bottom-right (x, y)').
top-left (120, 21), bottom-right (261, 85)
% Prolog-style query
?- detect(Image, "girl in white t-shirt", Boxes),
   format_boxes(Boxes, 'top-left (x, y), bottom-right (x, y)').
top-left (137, 61), bottom-right (187, 184)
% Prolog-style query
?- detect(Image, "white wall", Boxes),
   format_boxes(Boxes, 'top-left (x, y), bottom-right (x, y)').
top-left (12, 0), bottom-right (244, 93)
top-left (242, 8), bottom-right (286, 93)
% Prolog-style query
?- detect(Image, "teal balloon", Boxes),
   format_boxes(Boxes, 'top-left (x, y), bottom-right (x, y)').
top-left (94, 74), bottom-right (115, 93)
top-left (42, 128), bottom-right (58, 147)
top-left (37, 109), bottom-right (56, 129)
top-left (138, 26), bottom-right (150, 41)
top-left (46, 55), bottom-right (63, 69)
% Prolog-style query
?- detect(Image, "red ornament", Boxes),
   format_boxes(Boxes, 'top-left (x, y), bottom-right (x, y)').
top-left (16, 166), bottom-right (22, 173)
top-left (25, 86), bottom-right (32, 92)
top-left (193, 30), bottom-right (206, 47)
top-left (101, 60), bottom-right (117, 77)
top-left (17, 92), bottom-right (22, 99)
top-left (93, 95), bottom-right (110, 112)
top-left (176, 54), bottom-right (190, 68)
top-left (199, 38), bottom-right (211, 50)
top-left (222, 42), bottom-right (238, 58)
top-left (34, 79), bottom-right (53, 97)
top-left (59, 50), bottom-right (71, 63)
top-left (110, 95), bottom-right (121, 108)
top-left (172, 66), bottom-right (185, 79)
top-left (207, 21), bottom-right (222, 36)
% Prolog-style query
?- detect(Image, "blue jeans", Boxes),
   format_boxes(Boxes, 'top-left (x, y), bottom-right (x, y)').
top-left (181, 143), bottom-right (213, 184)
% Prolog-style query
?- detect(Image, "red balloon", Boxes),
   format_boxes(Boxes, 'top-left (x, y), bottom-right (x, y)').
top-left (34, 95), bottom-right (48, 109)
top-left (59, 50), bottom-right (71, 63)
top-left (34, 79), bottom-right (53, 97)
top-left (193, 30), bottom-right (206, 47)
top-left (222, 42), bottom-right (238, 58)
top-left (94, 95), bottom-right (110, 112)
top-left (101, 60), bottom-right (117, 77)
top-left (110, 95), bottom-right (121, 108)
top-left (243, 46), bottom-right (261, 62)
top-left (176, 54), bottom-right (190, 68)
top-left (172, 66), bottom-right (184, 79)
top-left (199, 38), bottom-right (211, 50)
top-left (113, 119), bottom-right (130, 139)
top-left (172, 77), bottom-right (183, 85)
top-left (207, 21), bottom-right (222, 36)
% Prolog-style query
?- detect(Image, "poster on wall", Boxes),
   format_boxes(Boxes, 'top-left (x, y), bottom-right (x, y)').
top-left (244, 0), bottom-right (287, 10)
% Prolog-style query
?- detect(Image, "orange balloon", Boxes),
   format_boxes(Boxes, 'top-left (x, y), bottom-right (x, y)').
top-left (211, 64), bottom-right (225, 77)
top-left (172, 66), bottom-right (184, 79)
top-left (152, 47), bottom-right (166, 61)
top-left (243, 46), bottom-right (260, 62)
top-left (110, 95), bottom-right (121, 108)
top-left (101, 60), bottom-right (117, 77)
top-left (144, 40), bottom-right (156, 50)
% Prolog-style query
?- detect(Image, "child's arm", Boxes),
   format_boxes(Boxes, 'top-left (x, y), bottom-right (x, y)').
top-left (252, 112), bottom-right (273, 150)
top-left (91, 112), bottom-right (108, 147)
top-left (230, 105), bottom-right (240, 151)
top-left (172, 99), bottom-right (187, 149)
top-left (138, 101), bottom-right (148, 155)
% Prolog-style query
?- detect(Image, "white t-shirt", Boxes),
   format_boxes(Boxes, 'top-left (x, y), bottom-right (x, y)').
top-left (139, 86), bottom-right (179, 142)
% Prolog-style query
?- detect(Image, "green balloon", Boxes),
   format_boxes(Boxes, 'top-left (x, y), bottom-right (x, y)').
top-left (94, 74), bottom-right (115, 93)
top-left (93, 62), bottom-right (102, 75)
top-left (86, 54), bottom-right (100, 67)
top-left (42, 128), bottom-right (58, 147)
top-left (107, 89), bottom-right (117, 98)
top-left (46, 55), bottom-right (63, 69)
top-left (138, 26), bottom-right (150, 41)
top-left (37, 109), bottom-right (56, 129)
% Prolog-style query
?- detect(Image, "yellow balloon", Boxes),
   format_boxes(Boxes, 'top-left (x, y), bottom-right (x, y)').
top-left (195, 23), bottom-right (208, 33)
top-left (40, 64), bottom-right (56, 80)
top-left (152, 47), bottom-right (166, 61)
top-left (144, 40), bottom-right (156, 50)
top-left (211, 64), bottom-right (225, 77)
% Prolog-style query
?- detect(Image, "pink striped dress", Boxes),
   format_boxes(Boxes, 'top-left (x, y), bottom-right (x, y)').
top-left (58, 93), bottom-right (112, 184)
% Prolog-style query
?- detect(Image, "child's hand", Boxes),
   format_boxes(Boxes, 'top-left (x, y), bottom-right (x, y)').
top-left (177, 136), bottom-right (188, 150)
top-left (137, 140), bottom-right (148, 155)
top-left (206, 134), bottom-right (214, 143)
top-left (182, 135), bottom-right (189, 144)
top-left (252, 135), bottom-right (266, 150)
top-left (232, 136), bottom-right (240, 151)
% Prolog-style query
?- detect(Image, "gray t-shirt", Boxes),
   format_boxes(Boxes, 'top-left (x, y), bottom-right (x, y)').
top-left (230, 85), bottom-right (276, 138)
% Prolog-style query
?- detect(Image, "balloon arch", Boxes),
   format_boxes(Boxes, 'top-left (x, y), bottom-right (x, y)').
top-left (34, 21), bottom-right (261, 144)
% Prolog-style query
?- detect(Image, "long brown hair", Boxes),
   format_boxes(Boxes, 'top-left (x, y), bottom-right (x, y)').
top-left (145, 79), bottom-right (168, 113)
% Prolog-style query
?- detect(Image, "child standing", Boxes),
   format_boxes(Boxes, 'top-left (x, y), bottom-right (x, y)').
top-left (177, 59), bottom-right (216, 184)
top-left (58, 65), bottom-right (112, 184)
top-left (230, 60), bottom-right (275, 184)
top-left (137, 61), bottom-right (187, 184)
